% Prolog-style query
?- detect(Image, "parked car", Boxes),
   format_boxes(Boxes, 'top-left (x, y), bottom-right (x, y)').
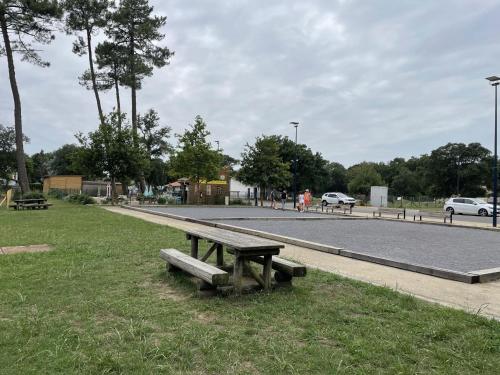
top-left (443, 197), bottom-right (496, 216)
top-left (321, 192), bottom-right (356, 207)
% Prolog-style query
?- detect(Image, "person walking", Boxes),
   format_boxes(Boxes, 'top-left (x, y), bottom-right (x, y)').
top-left (298, 191), bottom-right (305, 212)
top-left (304, 189), bottom-right (312, 211)
top-left (270, 189), bottom-right (277, 209)
top-left (280, 190), bottom-right (287, 210)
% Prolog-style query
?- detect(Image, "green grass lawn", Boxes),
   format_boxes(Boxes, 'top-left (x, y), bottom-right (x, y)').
top-left (1, 202), bottom-right (499, 374)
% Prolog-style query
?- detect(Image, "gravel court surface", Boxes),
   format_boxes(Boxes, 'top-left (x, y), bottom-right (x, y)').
top-left (211, 219), bottom-right (500, 273)
top-left (142, 206), bottom-right (336, 219)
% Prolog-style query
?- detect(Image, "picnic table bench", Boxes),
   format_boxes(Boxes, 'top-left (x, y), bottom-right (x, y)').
top-left (373, 207), bottom-right (406, 219)
top-left (160, 227), bottom-right (306, 295)
top-left (9, 198), bottom-right (52, 210)
top-left (413, 210), bottom-right (453, 224)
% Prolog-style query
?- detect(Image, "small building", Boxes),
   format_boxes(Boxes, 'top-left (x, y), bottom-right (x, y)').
top-left (186, 169), bottom-right (230, 204)
top-left (43, 175), bottom-right (83, 194)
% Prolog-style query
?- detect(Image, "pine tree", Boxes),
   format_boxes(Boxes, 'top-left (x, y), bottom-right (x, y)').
top-left (64, 0), bottom-right (112, 125)
top-left (107, 0), bottom-right (173, 140)
top-left (0, 0), bottom-right (62, 193)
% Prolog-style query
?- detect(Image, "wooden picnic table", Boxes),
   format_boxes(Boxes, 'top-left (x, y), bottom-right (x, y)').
top-left (11, 198), bottom-right (51, 210)
top-left (185, 227), bottom-right (284, 294)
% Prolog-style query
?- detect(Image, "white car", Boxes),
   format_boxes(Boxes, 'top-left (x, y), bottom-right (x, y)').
top-left (443, 197), bottom-right (495, 217)
top-left (321, 192), bottom-right (356, 207)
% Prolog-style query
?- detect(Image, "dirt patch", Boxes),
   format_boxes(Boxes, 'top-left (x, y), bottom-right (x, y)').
top-left (140, 280), bottom-right (188, 302)
top-left (0, 244), bottom-right (53, 255)
top-left (195, 311), bottom-right (216, 324)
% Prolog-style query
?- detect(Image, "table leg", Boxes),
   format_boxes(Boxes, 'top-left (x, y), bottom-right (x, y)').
top-left (263, 255), bottom-right (272, 290)
top-left (216, 244), bottom-right (224, 266)
top-left (233, 255), bottom-right (244, 295)
top-left (191, 237), bottom-right (199, 259)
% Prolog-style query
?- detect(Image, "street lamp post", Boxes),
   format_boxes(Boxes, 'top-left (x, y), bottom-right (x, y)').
top-left (486, 76), bottom-right (499, 227)
top-left (290, 122), bottom-right (299, 209)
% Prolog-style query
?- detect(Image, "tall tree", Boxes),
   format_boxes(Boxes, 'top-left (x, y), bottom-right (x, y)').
top-left (107, 0), bottom-right (173, 140)
top-left (94, 41), bottom-right (129, 123)
top-left (138, 109), bottom-right (172, 188)
top-left (170, 116), bottom-right (221, 203)
top-left (0, 0), bottom-right (62, 192)
top-left (426, 143), bottom-right (491, 197)
top-left (30, 150), bottom-right (52, 183)
top-left (76, 112), bottom-right (148, 203)
top-left (325, 162), bottom-right (348, 193)
top-left (64, 0), bottom-right (111, 125)
top-left (50, 144), bottom-right (84, 176)
top-left (347, 162), bottom-right (384, 196)
top-left (238, 135), bottom-right (291, 206)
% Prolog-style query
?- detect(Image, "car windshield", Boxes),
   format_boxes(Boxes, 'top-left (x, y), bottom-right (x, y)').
top-left (475, 199), bottom-right (487, 204)
top-left (336, 193), bottom-right (347, 198)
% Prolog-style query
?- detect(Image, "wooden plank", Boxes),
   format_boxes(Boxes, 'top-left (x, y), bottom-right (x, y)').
top-left (243, 260), bottom-right (265, 288)
top-left (216, 244), bottom-right (224, 266)
top-left (263, 255), bottom-right (272, 290)
top-left (190, 237), bottom-right (199, 259)
top-left (251, 256), bottom-right (307, 277)
top-left (233, 255), bottom-right (244, 294)
top-left (200, 243), bottom-right (217, 262)
top-left (185, 227), bottom-right (284, 252)
top-left (159, 249), bottom-right (229, 285)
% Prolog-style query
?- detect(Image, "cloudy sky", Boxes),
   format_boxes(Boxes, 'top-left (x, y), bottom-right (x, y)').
top-left (1, 0), bottom-right (500, 166)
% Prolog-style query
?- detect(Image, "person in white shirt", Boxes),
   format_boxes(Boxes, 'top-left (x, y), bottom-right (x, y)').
top-left (298, 191), bottom-right (305, 212)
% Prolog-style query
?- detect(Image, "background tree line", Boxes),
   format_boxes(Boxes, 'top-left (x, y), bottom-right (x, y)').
top-left (238, 135), bottom-right (496, 200)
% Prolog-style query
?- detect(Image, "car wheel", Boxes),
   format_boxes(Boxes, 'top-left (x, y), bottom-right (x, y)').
top-left (445, 207), bottom-right (454, 215)
top-left (479, 208), bottom-right (489, 217)
top-left (339, 201), bottom-right (344, 205)
top-left (322, 200), bottom-right (328, 206)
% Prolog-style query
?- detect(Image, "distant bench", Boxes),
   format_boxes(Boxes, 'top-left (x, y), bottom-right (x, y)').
top-left (413, 210), bottom-right (453, 224)
top-left (325, 204), bottom-right (353, 214)
top-left (308, 204), bottom-right (352, 214)
top-left (373, 207), bottom-right (406, 219)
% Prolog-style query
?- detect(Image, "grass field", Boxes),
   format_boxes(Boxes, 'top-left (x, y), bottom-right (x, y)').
top-left (1, 202), bottom-right (500, 374)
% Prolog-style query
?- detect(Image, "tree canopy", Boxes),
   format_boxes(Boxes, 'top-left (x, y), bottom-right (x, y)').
top-left (169, 116), bottom-right (222, 187)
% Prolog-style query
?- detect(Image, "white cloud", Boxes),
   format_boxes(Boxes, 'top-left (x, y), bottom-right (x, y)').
top-left (1, 0), bottom-right (500, 166)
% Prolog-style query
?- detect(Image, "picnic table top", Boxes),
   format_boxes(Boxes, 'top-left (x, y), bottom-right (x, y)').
top-left (186, 227), bottom-right (284, 252)
top-left (14, 198), bottom-right (47, 203)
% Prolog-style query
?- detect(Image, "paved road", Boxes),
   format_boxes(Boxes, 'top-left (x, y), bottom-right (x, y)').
top-left (213, 218), bottom-right (500, 274)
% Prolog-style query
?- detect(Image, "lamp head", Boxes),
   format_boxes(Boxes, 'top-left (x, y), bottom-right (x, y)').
top-left (486, 76), bottom-right (500, 86)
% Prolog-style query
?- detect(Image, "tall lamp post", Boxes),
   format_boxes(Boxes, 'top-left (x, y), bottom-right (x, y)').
top-left (290, 121), bottom-right (299, 208)
top-left (486, 76), bottom-right (499, 227)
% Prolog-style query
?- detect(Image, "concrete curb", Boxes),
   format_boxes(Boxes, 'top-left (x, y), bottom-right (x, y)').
top-left (121, 205), bottom-right (495, 284)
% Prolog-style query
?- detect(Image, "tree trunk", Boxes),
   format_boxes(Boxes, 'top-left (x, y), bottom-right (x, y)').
top-left (1, 13), bottom-right (30, 193)
top-left (128, 30), bottom-right (146, 193)
top-left (86, 27), bottom-right (105, 125)
top-left (111, 176), bottom-right (117, 205)
top-left (114, 76), bottom-right (121, 129)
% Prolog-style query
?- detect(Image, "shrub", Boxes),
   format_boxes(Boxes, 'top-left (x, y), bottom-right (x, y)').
top-left (157, 197), bottom-right (166, 204)
top-left (24, 192), bottom-right (45, 199)
top-left (66, 194), bottom-right (95, 205)
top-left (48, 189), bottom-right (67, 200)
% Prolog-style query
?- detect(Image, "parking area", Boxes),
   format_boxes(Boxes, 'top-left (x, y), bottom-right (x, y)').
top-left (132, 205), bottom-right (500, 283)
